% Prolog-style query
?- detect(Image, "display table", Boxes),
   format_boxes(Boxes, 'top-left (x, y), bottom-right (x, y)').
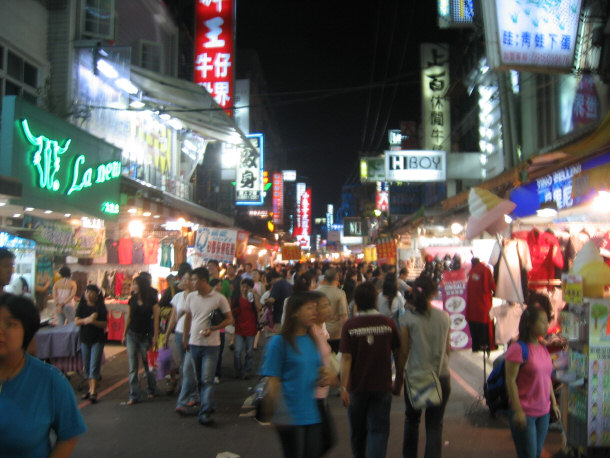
top-left (35, 323), bottom-right (83, 372)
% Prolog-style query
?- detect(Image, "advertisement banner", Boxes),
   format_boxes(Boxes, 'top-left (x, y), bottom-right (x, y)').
top-left (484, 0), bottom-right (582, 71)
top-left (272, 172), bottom-right (283, 224)
top-left (195, 227), bottom-right (237, 264)
top-left (236, 133), bottom-right (264, 205)
top-left (376, 190), bottom-right (389, 213)
top-left (25, 216), bottom-right (74, 255)
top-left (440, 269), bottom-right (472, 351)
top-left (375, 236), bottom-right (396, 266)
top-left (343, 218), bottom-right (368, 237)
top-left (421, 43), bottom-right (451, 152)
top-left (194, 0), bottom-right (234, 111)
top-left (74, 226), bottom-right (106, 258)
top-left (282, 244), bottom-right (301, 261)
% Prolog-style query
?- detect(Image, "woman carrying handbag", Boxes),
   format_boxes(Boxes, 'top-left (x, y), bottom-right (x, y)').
top-left (394, 276), bottom-right (451, 458)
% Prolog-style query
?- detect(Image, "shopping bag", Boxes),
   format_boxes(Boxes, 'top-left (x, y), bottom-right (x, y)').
top-left (147, 348), bottom-right (158, 369)
top-left (156, 347), bottom-right (174, 380)
top-left (405, 369), bottom-right (442, 410)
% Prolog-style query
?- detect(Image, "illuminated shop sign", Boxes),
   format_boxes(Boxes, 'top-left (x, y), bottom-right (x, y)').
top-left (483, 0), bottom-right (583, 71)
top-left (272, 172), bottom-right (283, 224)
top-left (236, 133), bottom-right (264, 205)
top-left (438, 0), bottom-right (474, 28)
top-left (360, 157), bottom-right (386, 182)
top-left (421, 43), bottom-right (451, 152)
top-left (0, 97), bottom-right (121, 220)
top-left (384, 150), bottom-right (446, 182)
top-left (194, 0), bottom-right (234, 111)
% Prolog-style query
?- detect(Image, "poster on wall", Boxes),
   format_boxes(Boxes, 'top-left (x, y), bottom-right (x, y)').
top-left (74, 226), bottom-right (106, 258)
top-left (587, 346), bottom-right (610, 446)
top-left (375, 236), bottom-right (396, 266)
top-left (281, 245), bottom-right (301, 261)
top-left (195, 227), bottom-right (237, 264)
top-left (440, 269), bottom-right (471, 351)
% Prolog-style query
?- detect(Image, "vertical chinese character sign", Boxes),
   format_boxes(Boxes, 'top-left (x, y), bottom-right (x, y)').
top-left (295, 189), bottom-right (311, 250)
top-left (272, 172), bottom-right (283, 225)
top-left (194, 0), bottom-right (234, 112)
top-left (421, 43), bottom-right (451, 152)
top-left (236, 133), bottom-right (263, 205)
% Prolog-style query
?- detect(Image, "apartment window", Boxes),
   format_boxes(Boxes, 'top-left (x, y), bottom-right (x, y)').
top-left (82, 0), bottom-right (115, 39)
top-left (7, 51), bottom-right (21, 80)
top-left (139, 40), bottom-right (162, 73)
top-left (0, 45), bottom-right (40, 104)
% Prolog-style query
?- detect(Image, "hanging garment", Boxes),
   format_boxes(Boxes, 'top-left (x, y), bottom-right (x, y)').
top-left (114, 271), bottom-right (126, 298)
top-left (172, 237), bottom-right (187, 269)
top-left (132, 240), bottom-right (144, 264)
top-left (489, 303), bottom-right (523, 345)
top-left (118, 238), bottom-right (134, 265)
top-left (102, 270), bottom-right (116, 298)
top-left (514, 229), bottom-right (563, 283)
top-left (106, 239), bottom-right (120, 264)
top-left (121, 273), bottom-right (134, 297)
top-left (72, 271), bottom-right (89, 299)
top-left (160, 243), bottom-right (172, 268)
top-left (143, 237), bottom-right (160, 265)
top-left (489, 239), bottom-right (532, 303)
top-left (466, 260), bottom-right (496, 323)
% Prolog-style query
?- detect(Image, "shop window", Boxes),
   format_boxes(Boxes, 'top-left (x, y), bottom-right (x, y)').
top-left (138, 40), bottom-right (162, 73)
top-left (82, 0), bottom-right (115, 39)
top-left (5, 80), bottom-right (20, 96)
top-left (23, 62), bottom-right (37, 88)
top-left (7, 51), bottom-right (22, 81)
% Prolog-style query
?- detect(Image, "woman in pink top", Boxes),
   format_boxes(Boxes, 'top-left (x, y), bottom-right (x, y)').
top-left (505, 305), bottom-right (560, 458)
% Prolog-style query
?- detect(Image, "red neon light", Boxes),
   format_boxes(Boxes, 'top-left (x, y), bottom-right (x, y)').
top-left (194, 0), bottom-right (234, 113)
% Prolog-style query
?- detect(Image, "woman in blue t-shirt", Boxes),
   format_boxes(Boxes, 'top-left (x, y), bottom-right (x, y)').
top-left (262, 291), bottom-right (327, 458)
top-left (0, 294), bottom-right (86, 457)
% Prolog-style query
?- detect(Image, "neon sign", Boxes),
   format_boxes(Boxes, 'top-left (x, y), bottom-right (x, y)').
top-left (101, 202), bottom-right (120, 214)
top-left (21, 119), bottom-right (121, 196)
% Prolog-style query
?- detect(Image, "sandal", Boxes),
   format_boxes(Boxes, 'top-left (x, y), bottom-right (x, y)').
top-left (126, 399), bottom-right (136, 405)
top-left (90, 393), bottom-right (98, 404)
top-left (81, 392), bottom-right (91, 400)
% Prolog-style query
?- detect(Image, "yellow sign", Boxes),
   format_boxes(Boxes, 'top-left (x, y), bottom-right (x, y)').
top-left (562, 274), bottom-right (583, 305)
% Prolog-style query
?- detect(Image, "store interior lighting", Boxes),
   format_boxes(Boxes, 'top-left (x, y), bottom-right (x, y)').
top-left (64, 213), bottom-right (71, 217)
top-left (536, 201), bottom-right (559, 217)
top-left (115, 78), bottom-right (138, 95)
top-left (128, 220), bottom-right (145, 238)
top-left (450, 222), bottom-right (464, 235)
top-left (24, 207), bottom-right (34, 212)
top-left (44, 210), bottom-right (52, 214)
top-left (167, 117), bottom-right (184, 131)
top-left (129, 100), bottom-right (145, 109)
top-left (96, 59), bottom-right (119, 79)
top-left (504, 214), bottom-right (513, 224)
top-left (592, 191), bottom-right (610, 213)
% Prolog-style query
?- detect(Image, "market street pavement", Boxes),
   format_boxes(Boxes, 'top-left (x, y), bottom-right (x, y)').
top-left (68, 337), bottom-right (567, 457)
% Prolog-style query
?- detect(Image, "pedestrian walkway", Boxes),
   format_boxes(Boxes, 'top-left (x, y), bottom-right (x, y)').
top-left (65, 336), bottom-right (567, 457)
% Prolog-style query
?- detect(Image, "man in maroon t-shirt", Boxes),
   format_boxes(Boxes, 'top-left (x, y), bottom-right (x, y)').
top-left (339, 282), bottom-right (400, 458)
top-left (232, 278), bottom-right (260, 379)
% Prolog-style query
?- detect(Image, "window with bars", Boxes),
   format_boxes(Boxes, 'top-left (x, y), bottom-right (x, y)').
top-left (81, 0), bottom-right (115, 39)
top-left (138, 40), bottom-right (162, 73)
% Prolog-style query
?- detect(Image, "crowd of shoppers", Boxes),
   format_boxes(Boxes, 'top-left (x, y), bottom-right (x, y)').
top-left (0, 248), bottom-right (563, 457)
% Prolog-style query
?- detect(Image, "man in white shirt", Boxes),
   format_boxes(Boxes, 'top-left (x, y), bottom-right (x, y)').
top-left (182, 267), bottom-right (233, 426)
top-left (316, 268), bottom-right (348, 353)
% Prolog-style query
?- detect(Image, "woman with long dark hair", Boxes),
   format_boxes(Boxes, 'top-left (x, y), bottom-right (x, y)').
top-left (394, 275), bottom-right (451, 458)
top-left (505, 305), bottom-right (559, 458)
top-left (377, 273), bottom-right (406, 322)
top-left (75, 284), bottom-right (108, 403)
top-left (262, 291), bottom-right (327, 458)
top-left (122, 275), bottom-right (160, 405)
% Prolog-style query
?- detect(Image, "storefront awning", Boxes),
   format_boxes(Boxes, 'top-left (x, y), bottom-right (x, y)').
top-left (130, 66), bottom-right (253, 148)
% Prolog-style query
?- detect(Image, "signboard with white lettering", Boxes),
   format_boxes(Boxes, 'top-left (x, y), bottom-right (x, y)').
top-left (343, 218), bottom-right (368, 237)
top-left (384, 150), bottom-right (446, 182)
top-left (0, 97), bottom-right (121, 219)
top-left (194, 0), bottom-right (234, 111)
top-left (482, 0), bottom-right (582, 71)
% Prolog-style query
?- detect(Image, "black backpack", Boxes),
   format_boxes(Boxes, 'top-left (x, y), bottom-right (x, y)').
top-left (484, 341), bottom-right (529, 416)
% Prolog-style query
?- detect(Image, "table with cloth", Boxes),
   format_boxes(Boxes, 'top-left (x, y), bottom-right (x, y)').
top-left (35, 323), bottom-right (83, 372)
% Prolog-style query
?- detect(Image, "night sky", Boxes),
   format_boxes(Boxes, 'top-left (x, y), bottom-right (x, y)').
top-left (235, 0), bottom-right (451, 217)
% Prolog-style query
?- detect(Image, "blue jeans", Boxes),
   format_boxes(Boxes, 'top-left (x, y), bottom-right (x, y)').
top-left (348, 391), bottom-right (392, 458)
top-left (126, 331), bottom-right (156, 401)
top-left (403, 376), bottom-right (451, 458)
top-left (509, 411), bottom-right (550, 458)
top-left (190, 344), bottom-right (220, 419)
top-left (234, 334), bottom-right (255, 376)
top-left (80, 341), bottom-right (104, 380)
top-left (175, 332), bottom-right (199, 408)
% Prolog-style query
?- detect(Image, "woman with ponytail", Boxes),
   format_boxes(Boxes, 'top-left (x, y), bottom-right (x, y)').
top-left (394, 275), bottom-right (451, 458)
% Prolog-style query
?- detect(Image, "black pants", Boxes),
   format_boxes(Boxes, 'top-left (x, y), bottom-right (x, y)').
top-left (276, 423), bottom-right (323, 458)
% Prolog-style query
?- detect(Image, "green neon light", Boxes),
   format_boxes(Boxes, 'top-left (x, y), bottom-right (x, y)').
top-left (101, 202), bottom-right (120, 214)
top-left (21, 119), bottom-right (71, 192)
top-left (264, 182), bottom-right (272, 191)
top-left (20, 118), bottom-right (121, 196)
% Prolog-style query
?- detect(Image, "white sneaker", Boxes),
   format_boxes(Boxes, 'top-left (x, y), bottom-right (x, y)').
top-left (214, 376), bottom-right (220, 385)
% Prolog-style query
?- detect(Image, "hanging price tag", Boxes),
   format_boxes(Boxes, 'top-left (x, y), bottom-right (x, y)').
top-left (562, 274), bottom-right (583, 305)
